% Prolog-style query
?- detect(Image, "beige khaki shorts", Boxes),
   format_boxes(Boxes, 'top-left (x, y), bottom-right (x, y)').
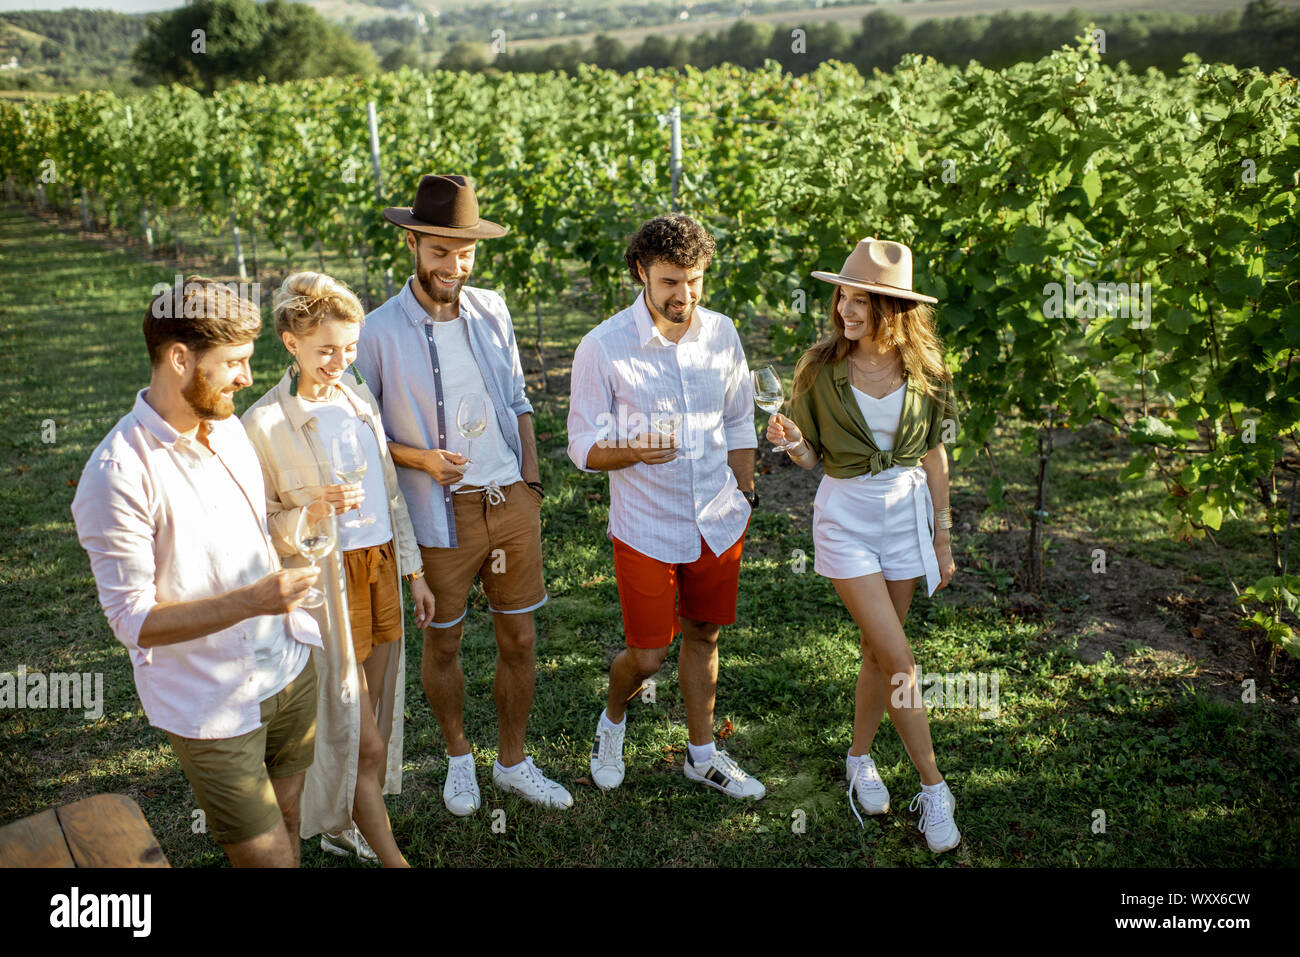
top-left (418, 480), bottom-right (547, 628)
top-left (166, 658), bottom-right (317, 845)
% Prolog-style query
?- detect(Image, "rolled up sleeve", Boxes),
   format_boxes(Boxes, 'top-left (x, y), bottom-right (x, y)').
top-left (723, 331), bottom-right (757, 450)
top-left (566, 335), bottom-right (611, 474)
top-left (71, 459), bottom-right (157, 663)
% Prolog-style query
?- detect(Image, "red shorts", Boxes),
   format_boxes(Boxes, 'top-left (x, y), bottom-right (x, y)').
top-left (611, 525), bottom-right (748, 649)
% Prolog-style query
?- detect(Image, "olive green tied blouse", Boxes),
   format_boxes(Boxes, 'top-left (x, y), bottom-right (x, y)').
top-left (784, 359), bottom-right (960, 478)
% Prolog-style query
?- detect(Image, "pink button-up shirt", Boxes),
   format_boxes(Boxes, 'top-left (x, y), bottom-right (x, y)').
top-left (71, 390), bottom-right (321, 739)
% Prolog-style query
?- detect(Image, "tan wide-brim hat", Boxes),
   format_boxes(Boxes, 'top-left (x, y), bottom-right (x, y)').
top-left (382, 174), bottom-right (508, 239)
top-left (811, 237), bottom-right (938, 304)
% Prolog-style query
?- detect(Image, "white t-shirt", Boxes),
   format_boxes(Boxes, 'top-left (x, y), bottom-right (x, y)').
top-left (851, 381), bottom-right (906, 452)
top-left (427, 316), bottom-right (521, 490)
top-left (297, 393), bottom-right (393, 551)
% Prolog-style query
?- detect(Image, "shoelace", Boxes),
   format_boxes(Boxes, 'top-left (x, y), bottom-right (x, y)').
top-left (448, 758), bottom-right (476, 797)
top-left (908, 787), bottom-right (953, 835)
top-left (847, 757), bottom-right (885, 828)
top-left (454, 481), bottom-right (506, 506)
top-left (515, 756), bottom-right (560, 794)
top-left (594, 725), bottom-right (621, 765)
top-left (707, 749), bottom-right (748, 782)
top-left (350, 827), bottom-right (376, 859)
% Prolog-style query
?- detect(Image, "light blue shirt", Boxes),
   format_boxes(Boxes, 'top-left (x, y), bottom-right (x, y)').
top-left (354, 278), bottom-right (533, 549)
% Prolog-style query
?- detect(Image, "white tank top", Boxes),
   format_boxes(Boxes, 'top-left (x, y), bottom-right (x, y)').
top-left (850, 381), bottom-right (906, 451)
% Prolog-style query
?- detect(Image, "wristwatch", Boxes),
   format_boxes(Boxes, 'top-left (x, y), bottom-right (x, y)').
top-left (741, 490), bottom-right (758, 509)
top-left (526, 481), bottom-right (545, 497)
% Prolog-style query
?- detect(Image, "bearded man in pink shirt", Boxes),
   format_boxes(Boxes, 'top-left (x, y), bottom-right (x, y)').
top-left (72, 277), bottom-right (324, 868)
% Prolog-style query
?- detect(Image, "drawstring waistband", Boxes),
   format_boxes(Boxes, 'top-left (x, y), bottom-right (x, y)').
top-left (454, 480), bottom-right (507, 506)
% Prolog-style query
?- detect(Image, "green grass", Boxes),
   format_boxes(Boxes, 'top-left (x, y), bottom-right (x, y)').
top-left (1, 202), bottom-right (1296, 868)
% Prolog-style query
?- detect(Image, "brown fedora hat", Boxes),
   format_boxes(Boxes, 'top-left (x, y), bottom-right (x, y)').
top-left (383, 174), bottom-right (508, 239)
top-left (811, 237), bottom-right (938, 304)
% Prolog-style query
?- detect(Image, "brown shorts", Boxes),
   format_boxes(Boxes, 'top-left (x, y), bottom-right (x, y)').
top-left (166, 657), bottom-right (317, 845)
top-left (418, 480), bottom-right (547, 628)
top-left (342, 538), bottom-right (403, 663)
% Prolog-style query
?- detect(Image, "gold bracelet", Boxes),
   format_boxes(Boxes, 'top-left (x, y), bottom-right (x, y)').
top-left (404, 568), bottom-right (425, 583)
top-left (934, 507), bottom-right (953, 530)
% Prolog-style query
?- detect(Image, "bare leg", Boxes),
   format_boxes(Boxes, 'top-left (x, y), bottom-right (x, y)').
top-left (218, 771), bottom-right (306, 868)
top-left (220, 820), bottom-right (295, 868)
top-left (351, 655), bottom-right (409, 868)
top-left (605, 644), bottom-right (671, 724)
top-left (678, 617), bottom-right (721, 746)
top-left (832, 574), bottom-right (942, 785)
top-left (849, 577), bottom-right (917, 756)
top-left (422, 623), bottom-right (469, 757)
top-left (492, 611), bottom-right (536, 768)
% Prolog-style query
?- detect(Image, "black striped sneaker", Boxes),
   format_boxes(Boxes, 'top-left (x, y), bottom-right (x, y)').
top-left (683, 748), bottom-right (765, 799)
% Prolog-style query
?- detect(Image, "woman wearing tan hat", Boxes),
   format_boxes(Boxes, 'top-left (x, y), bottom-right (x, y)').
top-left (767, 238), bottom-right (962, 853)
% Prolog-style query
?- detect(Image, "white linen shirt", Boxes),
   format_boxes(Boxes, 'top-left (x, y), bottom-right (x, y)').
top-left (71, 390), bottom-right (322, 739)
top-left (567, 292), bottom-right (757, 564)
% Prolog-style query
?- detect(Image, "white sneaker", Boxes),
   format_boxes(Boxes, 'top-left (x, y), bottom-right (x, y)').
top-left (590, 715), bottom-right (626, 790)
top-left (847, 752), bottom-right (890, 824)
top-left (684, 748), bottom-right (765, 800)
top-left (908, 781), bottom-right (960, 853)
top-left (320, 827), bottom-right (378, 864)
top-left (443, 755), bottom-right (481, 816)
top-left (492, 757), bottom-right (574, 809)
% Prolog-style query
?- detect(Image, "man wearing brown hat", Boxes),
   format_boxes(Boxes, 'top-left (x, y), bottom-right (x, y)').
top-left (353, 174), bottom-right (570, 814)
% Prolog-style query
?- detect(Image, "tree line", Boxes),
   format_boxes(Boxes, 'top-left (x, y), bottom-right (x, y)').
top-left (466, 0), bottom-right (1298, 77)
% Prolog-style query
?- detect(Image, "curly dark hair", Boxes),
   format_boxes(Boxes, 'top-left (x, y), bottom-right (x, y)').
top-left (624, 214), bottom-right (716, 286)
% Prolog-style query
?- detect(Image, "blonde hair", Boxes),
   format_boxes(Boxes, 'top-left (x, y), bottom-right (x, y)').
top-left (272, 271), bottom-right (364, 339)
top-left (792, 286), bottom-right (950, 401)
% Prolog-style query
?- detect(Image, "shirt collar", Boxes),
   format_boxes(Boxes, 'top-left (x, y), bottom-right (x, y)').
top-left (274, 369), bottom-right (367, 432)
top-left (133, 388), bottom-right (182, 445)
top-left (133, 388), bottom-right (233, 451)
top-left (632, 289), bottom-right (703, 346)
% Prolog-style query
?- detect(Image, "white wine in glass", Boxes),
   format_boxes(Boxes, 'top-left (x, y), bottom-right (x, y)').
top-left (457, 393), bottom-right (488, 465)
top-left (753, 367), bottom-right (793, 450)
top-left (331, 421), bottom-right (375, 529)
top-left (295, 504), bottom-right (338, 609)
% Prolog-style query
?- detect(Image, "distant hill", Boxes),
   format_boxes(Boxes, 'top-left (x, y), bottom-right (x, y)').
top-left (0, 9), bottom-right (149, 92)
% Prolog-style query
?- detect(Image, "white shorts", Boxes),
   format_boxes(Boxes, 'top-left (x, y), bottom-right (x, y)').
top-left (812, 465), bottom-right (941, 597)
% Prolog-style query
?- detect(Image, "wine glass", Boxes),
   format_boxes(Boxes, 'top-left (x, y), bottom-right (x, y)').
top-left (295, 504), bottom-right (338, 609)
top-left (649, 408), bottom-right (682, 456)
top-left (456, 393), bottom-right (488, 465)
top-left (331, 421), bottom-right (375, 529)
top-left (753, 366), bottom-right (793, 450)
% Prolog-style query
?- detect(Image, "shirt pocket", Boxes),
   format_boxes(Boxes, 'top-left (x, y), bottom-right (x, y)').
top-left (272, 466), bottom-right (325, 508)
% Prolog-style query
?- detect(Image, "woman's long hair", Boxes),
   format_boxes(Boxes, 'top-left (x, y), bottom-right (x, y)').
top-left (791, 285), bottom-right (950, 401)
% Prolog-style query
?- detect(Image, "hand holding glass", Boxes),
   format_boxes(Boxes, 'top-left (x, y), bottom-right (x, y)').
top-left (753, 367), bottom-right (794, 450)
top-left (331, 422), bottom-right (374, 529)
top-left (295, 504), bottom-right (338, 609)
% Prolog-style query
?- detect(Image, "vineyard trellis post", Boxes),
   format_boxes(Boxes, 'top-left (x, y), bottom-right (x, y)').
top-left (535, 298), bottom-right (548, 393)
top-left (80, 188), bottom-right (91, 230)
top-left (669, 104), bottom-right (681, 211)
top-left (229, 210), bottom-right (247, 281)
top-left (366, 100), bottom-right (394, 300)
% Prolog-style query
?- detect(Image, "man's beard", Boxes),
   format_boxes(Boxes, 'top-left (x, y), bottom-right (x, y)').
top-left (648, 287), bottom-right (694, 325)
top-left (183, 364), bottom-right (235, 420)
top-left (417, 260), bottom-right (467, 304)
